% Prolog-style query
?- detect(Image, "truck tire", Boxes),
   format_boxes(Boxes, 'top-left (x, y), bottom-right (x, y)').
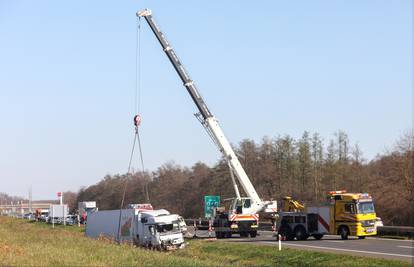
top-left (279, 225), bottom-right (294, 241)
top-left (215, 231), bottom-right (223, 239)
top-left (339, 226), bottom-right (349, 240)
top-left (358, 236), bottom-right (366, 239)
top-left (294, 226), bottom-right (308, 241)
top-left (240, 232), bottom-right (249, 238)
top-left (225, 232), bottom-right (232, 238)
top-left (312, 234), bottom-right (324, 240)
top-left (249, 231), bottom-right (257, 238)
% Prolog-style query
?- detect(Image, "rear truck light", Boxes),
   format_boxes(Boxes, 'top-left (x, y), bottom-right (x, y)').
top-left (230, 224), bottom-right (238, 229)
top-left (328, 190), bottom-right (347, 195)
top-left (251, 225), bottom-right (258, 228)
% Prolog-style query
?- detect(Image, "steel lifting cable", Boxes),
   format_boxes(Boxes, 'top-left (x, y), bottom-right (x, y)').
top-left (117, 17), bottom-right (148, 243)
top-left (135, 16), bottom-right (141, 114)
top-left (116, 128), bottom-right (138, 243)
top-left (135, 16), bottom-right (149, 202)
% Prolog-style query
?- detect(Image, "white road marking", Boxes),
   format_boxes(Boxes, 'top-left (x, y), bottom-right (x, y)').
top-left (260, 232), bottom-right (413, 242)
top-left (325, 240), bottom-right (344, 243)
top-left (397, 245), bottom-right (413, 249)
top-left (259, 241), bottom-right (414, 258)
top-left (366, 237), bottom-right (413, 242)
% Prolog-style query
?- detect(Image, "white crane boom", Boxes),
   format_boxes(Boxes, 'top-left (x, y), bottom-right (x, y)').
top-left (137, 9), bottom-right (271, 213)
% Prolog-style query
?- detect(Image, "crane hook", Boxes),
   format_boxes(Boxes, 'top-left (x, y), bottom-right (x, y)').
top-left (134, 115), bottom-right (142, 127)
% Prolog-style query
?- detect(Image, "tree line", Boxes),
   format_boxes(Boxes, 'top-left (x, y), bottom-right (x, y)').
top-left (73, 130), bottom-right (413, 226)
top-left (0, 193), bottom-right (24, 205)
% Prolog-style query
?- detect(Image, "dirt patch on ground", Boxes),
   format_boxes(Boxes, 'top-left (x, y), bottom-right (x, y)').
top-left (0, 244), bottom-right (24, 256)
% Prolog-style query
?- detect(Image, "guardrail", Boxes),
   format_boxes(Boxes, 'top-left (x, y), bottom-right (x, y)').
top-left (377, 226), bottom-right (414, 239)
top-left (184, 219), bottom-right (210, 230)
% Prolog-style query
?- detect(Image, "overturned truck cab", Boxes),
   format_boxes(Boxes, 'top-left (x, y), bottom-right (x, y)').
top-left (86, 205), bottom-right (185, 250)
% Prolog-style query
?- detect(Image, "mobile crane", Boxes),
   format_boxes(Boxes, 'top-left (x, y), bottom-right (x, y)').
top-left (137, 9), bottom-right (277, 238)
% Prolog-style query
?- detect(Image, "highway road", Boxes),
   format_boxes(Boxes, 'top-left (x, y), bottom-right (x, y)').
top-left (191, 229), bottom-right (413, 263)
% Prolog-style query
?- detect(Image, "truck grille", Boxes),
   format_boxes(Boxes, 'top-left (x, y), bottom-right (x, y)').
top-left (361, 220), bottom-right (375, 227)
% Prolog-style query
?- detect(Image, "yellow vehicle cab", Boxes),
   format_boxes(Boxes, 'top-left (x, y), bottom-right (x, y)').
top-left (328, 191), bottom-right (377, 239)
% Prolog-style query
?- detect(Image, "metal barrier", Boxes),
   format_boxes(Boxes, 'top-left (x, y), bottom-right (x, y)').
top-left (377, 226), bottom-right (414, 239)
top-left (184, 218), bottom-right (209, 230)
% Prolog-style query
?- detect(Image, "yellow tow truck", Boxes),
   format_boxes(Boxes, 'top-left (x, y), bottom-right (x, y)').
top-left (277, 191), bottom-right (377, 240)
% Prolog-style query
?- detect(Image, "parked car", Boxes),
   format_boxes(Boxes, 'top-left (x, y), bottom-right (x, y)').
top-left (23, 213), bottom-right (35, 220)
top-left (65, 215), bottom-right (78, 225)
top-left (374, 217), bottom-right (384, 230)
top-left (46, 215), bottom-right (78, 225)
top-left (39, 215), bottom-right (48, 222)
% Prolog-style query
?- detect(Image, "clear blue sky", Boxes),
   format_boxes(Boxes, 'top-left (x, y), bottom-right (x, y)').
top-left (0, 1), bottom-right (412, 200)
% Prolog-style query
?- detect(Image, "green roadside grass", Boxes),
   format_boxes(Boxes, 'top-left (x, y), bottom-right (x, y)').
top-left (0, 216), bottom-right (410, 267)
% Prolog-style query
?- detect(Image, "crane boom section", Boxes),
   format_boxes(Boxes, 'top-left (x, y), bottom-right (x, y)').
top-left (137, 9), bottom-right (262, 208)
top-left (138, 10), bottom-right (212, 120)
top-left (206, 117), bottom-right (261, 205)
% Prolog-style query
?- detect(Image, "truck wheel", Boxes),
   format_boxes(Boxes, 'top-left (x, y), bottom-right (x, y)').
top-left (313, 234), bottom-right (323, 240)
top-left (249, 231), bottom-right (257, 238)
top-left (279, 225), bottom-right (294, 241)
top-left (358, 236), bottom-right (366, 239)
top-left (240, 232), bottom-right (249, 238)
top-left (294, 226), bottom-right (308, 241)
top-left (339, 226), bottom-right (349, 240)
top-left (225, 232), bottom-right (232, 238)
top-left (215, 231), bottom-right (222, 239)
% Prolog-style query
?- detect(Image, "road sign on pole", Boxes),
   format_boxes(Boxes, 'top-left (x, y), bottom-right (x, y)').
top-left (204, 195), bottom-right (220, 219)
top-left (57, 192), bottom-right (63, 205)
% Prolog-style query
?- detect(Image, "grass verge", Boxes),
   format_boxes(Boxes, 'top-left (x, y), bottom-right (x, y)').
top-left (0, 216), bottom-right (410, 267)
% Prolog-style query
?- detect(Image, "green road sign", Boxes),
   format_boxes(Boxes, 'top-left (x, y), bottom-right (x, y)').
top-left (204, 195), bottom-right (220, 218)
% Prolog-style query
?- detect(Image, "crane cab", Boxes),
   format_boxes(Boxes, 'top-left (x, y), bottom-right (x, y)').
top-left (231, 197), bottom-right (254, 215)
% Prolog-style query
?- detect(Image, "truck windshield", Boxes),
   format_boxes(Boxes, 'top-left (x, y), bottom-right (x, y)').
top-left (357, 202), bottom-right (375, 214)
top-left (156, 221), bottom-right (180, 234)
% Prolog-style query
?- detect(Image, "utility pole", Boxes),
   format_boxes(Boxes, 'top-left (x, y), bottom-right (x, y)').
top-left (29, 186), bottom-right (32, 213)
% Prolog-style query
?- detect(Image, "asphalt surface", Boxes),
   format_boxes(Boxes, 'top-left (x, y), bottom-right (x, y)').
top-left (190, 229), bottom-right (414, 263)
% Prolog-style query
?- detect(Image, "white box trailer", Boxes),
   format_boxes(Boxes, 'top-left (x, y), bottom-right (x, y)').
top-left (85, 209), bottom-right (124, 240)
top-left (86, 208), bottom-right (185, 250)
